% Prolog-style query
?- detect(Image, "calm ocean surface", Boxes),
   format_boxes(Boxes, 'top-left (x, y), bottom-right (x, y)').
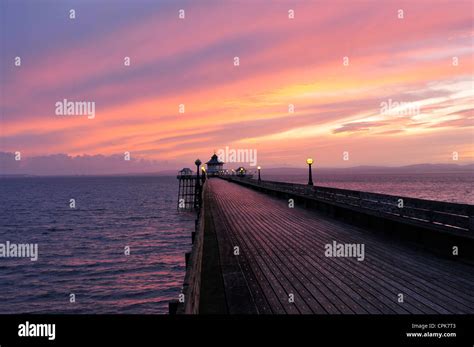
top-left (0, 173), bottom-right (472, 314)
top-left (265, 172), bottom-right (474, 205)
top-left (0, 176), bottom-right (194, 314)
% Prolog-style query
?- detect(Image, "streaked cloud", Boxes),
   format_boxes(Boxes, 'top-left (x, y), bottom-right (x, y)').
top-left (1, 0), bottom-right (472, 172)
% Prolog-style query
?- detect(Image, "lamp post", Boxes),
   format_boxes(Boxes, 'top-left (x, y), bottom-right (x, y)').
top-left (306, 158), bottom-right (314, 186)
top-left (201, 167), bottom-right (206, 184)
top-left (257, 166), bottom-right (261, 182)
top-left (195, 159), bottom-right (202, 209)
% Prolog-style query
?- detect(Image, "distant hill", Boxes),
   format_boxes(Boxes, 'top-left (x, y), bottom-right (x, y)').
top-left (1, 150), bottom-right (473, 176)
top-left (258, 163), bottom-right (474, 175)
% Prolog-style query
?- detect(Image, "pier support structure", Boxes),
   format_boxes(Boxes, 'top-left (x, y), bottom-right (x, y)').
top-left (177, 168), bottom-right (196, 211)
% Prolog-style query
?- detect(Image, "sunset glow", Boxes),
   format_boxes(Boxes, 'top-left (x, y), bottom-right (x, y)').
top-left (1, 0), bottom-right (473, 170)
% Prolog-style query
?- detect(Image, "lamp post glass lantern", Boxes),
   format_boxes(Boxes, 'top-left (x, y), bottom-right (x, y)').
top-left (306, 158), bottom-right (314, 186)
top-left (257, 166), bottom-right (261, 182)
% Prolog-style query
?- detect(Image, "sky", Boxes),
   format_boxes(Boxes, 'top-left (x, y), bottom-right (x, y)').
top-left (0, 0), bottom-right (473, 174)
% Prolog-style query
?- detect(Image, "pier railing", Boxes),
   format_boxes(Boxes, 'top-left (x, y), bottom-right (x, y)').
top-left (224, 177), bottom-right (473, 233)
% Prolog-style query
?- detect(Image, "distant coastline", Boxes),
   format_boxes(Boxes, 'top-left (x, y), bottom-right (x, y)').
top-left (1, 163), bottom-right (473, 177)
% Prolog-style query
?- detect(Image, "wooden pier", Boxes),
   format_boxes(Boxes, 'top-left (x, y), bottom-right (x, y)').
top-left (173, 177), bottom-right (474, 314)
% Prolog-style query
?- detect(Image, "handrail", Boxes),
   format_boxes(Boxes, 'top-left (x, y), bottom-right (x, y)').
top-left (224, 177), bottom-right (473, 232)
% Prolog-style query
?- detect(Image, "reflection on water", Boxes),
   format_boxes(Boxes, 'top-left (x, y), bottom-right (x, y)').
top-left (0, 176), bottom-right (194, 314)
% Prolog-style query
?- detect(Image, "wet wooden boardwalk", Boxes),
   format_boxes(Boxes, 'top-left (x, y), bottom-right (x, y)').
top-left (196, 178), bottom-right (474, 314)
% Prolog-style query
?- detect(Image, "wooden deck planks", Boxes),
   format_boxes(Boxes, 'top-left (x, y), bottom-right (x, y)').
top-left (283, 213), bottom-right (474, 312)
top-left (205, 178), bottom-right (474, 314)
top-left (263, 209), bottom-right (466, 314)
